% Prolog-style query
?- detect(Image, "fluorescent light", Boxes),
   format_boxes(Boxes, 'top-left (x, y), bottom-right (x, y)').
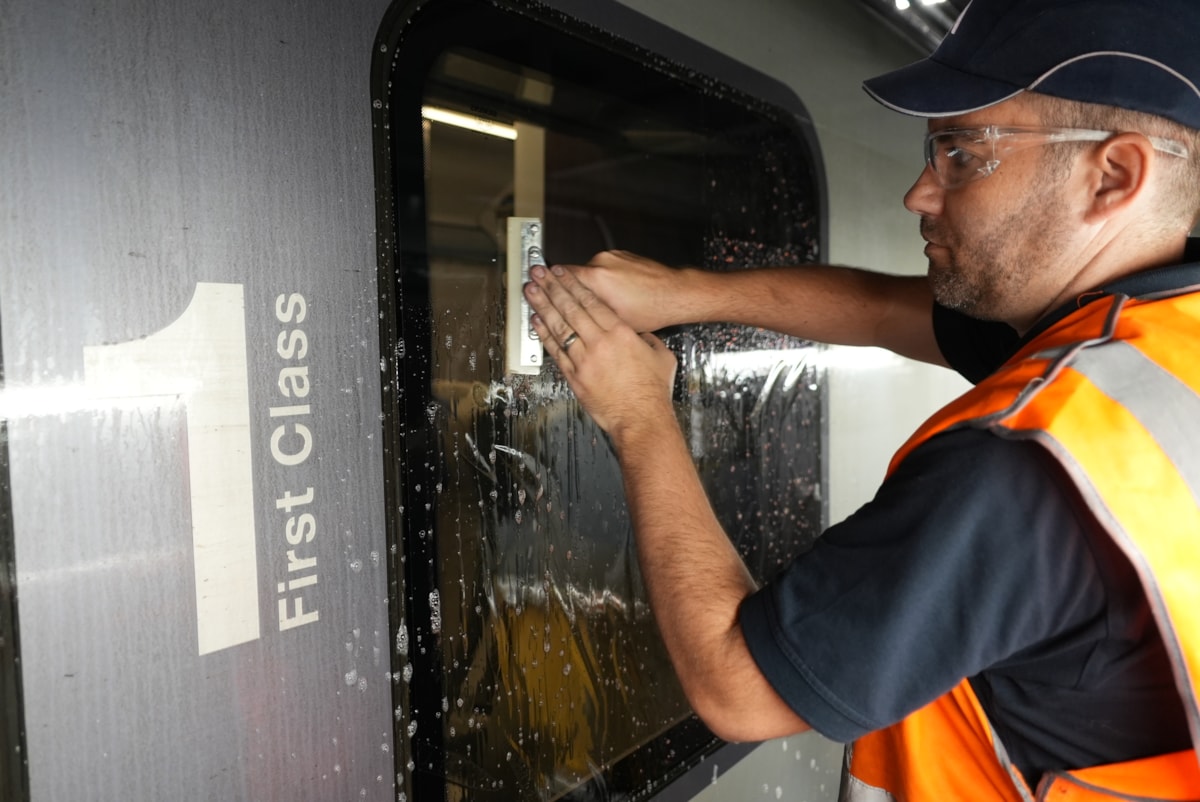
top-left (895, 0), bottom-right (911, 8)
top-left (421, 106), bottom-right (518, 140)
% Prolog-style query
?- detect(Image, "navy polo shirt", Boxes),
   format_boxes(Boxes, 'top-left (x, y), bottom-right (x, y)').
top-left (739, 243), bottom-right (1200, 782)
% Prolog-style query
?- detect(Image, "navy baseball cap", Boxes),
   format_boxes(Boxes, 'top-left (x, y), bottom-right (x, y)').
top-left (863, 0), bottom-right (1200, 130)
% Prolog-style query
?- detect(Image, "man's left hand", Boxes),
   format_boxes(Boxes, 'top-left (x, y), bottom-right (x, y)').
top-left (524, 264), bottom-right (678, 444)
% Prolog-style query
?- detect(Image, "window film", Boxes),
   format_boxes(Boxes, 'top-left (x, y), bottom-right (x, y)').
top-left (375, 2), bottom-right (827, 798)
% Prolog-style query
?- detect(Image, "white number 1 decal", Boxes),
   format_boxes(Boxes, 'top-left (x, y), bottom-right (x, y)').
top-left (84, 283), bottom-right (260, 655)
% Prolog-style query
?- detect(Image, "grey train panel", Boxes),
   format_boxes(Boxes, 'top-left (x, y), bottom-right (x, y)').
top-left (1, 0), bottom-right (395, 799)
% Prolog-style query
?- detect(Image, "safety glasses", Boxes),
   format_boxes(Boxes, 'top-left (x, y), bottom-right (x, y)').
top-left (923, 125), bottom-right (1190, 188)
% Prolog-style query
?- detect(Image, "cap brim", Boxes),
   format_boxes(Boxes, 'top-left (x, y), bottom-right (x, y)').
top-left (863, 57), bottom-right (1025, 118)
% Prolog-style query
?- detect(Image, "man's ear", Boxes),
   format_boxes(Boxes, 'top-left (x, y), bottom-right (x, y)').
top-left (1081, 133), bottom-right (1154, 224)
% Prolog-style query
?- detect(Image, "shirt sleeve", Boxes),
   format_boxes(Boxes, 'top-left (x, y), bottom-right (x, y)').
top-left (738, 428), bottom-right (1107, 743)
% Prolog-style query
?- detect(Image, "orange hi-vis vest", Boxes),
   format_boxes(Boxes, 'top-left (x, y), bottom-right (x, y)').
top-left (843, 289), bottom-right (1200, 801)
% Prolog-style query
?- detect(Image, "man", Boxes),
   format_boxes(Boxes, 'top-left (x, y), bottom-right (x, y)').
top-left (524, 0), bottom-right (1200, 798)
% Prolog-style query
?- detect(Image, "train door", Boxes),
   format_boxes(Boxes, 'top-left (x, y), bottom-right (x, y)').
top-left (374, 1), bottom-right (830, 798)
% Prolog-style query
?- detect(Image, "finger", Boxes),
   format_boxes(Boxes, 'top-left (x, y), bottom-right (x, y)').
top-left (528, 307), bottom-right (590, 371)
top-left (535, 264), bottom-right (623, 334)
top-left (524, 274), bottom-right (580, 353)
top-left (640, 331), bottom-right (665, 348)
top-left (588, 250), bottom-right (626, 267)
top-left (640, 331), bottom-right (675, 361)
top-left (641, 332), bottom-right (679, 379)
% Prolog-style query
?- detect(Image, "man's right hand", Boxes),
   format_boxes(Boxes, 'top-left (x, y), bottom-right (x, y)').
top-left (567, 250), bottom-right (701, 334)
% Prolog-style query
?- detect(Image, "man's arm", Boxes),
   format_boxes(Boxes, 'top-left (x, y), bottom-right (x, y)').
top-left (524, 264), bottom-right (811, 742)
top-left (571, 250), bottom-right (947, 367)
top-left (615, 400), bottom-right (813, 741)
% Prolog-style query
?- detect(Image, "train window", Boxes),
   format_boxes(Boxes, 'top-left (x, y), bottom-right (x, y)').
top-left (373, 1), bottom-right (827, 799)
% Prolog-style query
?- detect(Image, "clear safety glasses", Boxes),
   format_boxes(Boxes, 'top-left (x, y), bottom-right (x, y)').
top-left (923, 125), bottom-right (1190, 189)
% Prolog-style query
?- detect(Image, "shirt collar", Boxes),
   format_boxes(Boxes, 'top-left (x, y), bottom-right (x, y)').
top-left (1018, 237), bottom-right (1200, 346)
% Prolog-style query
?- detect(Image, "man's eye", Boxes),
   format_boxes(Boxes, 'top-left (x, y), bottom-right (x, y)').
top-left (945, 145), bottom-right (980, 167)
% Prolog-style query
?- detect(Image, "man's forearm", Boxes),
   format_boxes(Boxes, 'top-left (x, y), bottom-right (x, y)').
top-left (577, 253), bottom-right (944, 366)
top-left (682, 265), bottom-right (945, 365)
top-left (611, 410), bottom-right (810, 742)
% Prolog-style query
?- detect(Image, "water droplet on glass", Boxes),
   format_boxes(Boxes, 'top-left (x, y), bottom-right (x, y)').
top-left (429, 590), bottom-right (441, 634)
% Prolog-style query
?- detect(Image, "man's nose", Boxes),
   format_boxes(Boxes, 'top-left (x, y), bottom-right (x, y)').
top-left (903, 164), bottom-right (944, 217)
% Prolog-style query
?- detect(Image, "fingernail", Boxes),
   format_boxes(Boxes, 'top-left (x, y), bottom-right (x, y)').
top-left (531, 265), bottom-right (546, 278)
top-left (551, 265), bottom-right (566, 276)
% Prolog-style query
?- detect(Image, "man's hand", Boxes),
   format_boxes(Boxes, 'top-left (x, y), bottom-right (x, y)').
top-left (524, 263), bottom-right (678, 444)
top-left (566, 250), bottom-right (697, 334)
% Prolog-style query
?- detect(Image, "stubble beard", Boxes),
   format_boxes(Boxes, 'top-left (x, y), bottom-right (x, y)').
top-left (923, 197), bottom-right (1072, 323)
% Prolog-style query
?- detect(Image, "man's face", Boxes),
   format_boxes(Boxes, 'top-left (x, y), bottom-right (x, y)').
top-left (904, 98), bottom-right (1083, 332)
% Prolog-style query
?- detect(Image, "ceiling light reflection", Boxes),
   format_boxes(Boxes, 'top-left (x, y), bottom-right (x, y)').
top-left (421, 106), bottom-right (518, 140)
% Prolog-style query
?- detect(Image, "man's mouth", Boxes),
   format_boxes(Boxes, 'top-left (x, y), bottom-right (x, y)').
top-left (920, 221), bottom-right (949, 257)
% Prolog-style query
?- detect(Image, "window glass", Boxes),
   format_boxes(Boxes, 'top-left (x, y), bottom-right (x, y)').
top-left (380, 3), bottom-right (825, 798)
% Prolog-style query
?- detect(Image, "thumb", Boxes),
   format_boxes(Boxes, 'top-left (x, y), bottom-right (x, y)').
top-left (640, 332), bottom-right (678, 377)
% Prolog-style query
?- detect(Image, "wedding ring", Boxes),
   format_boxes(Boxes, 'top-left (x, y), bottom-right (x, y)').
top-left (561, 332), bottom-right (579, 352)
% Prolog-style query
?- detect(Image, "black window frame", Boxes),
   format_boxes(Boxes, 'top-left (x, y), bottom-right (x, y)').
top-left (370, 1), bottom-right (829, 799)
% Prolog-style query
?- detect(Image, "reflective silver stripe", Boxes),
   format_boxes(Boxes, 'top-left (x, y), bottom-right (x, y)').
top-left (840, 730), bottom-right (1035, 801)
top-left (988, 727), bottom-right (1036, 802)
top-left (838, 772), bottom-right (896, 802)
top-left (839, 746), bottom-right (896, 802)
top-left (1070, 341), bottom-right (1200, 506)
top-left (1031, 339), bottom-right (1200, 757)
